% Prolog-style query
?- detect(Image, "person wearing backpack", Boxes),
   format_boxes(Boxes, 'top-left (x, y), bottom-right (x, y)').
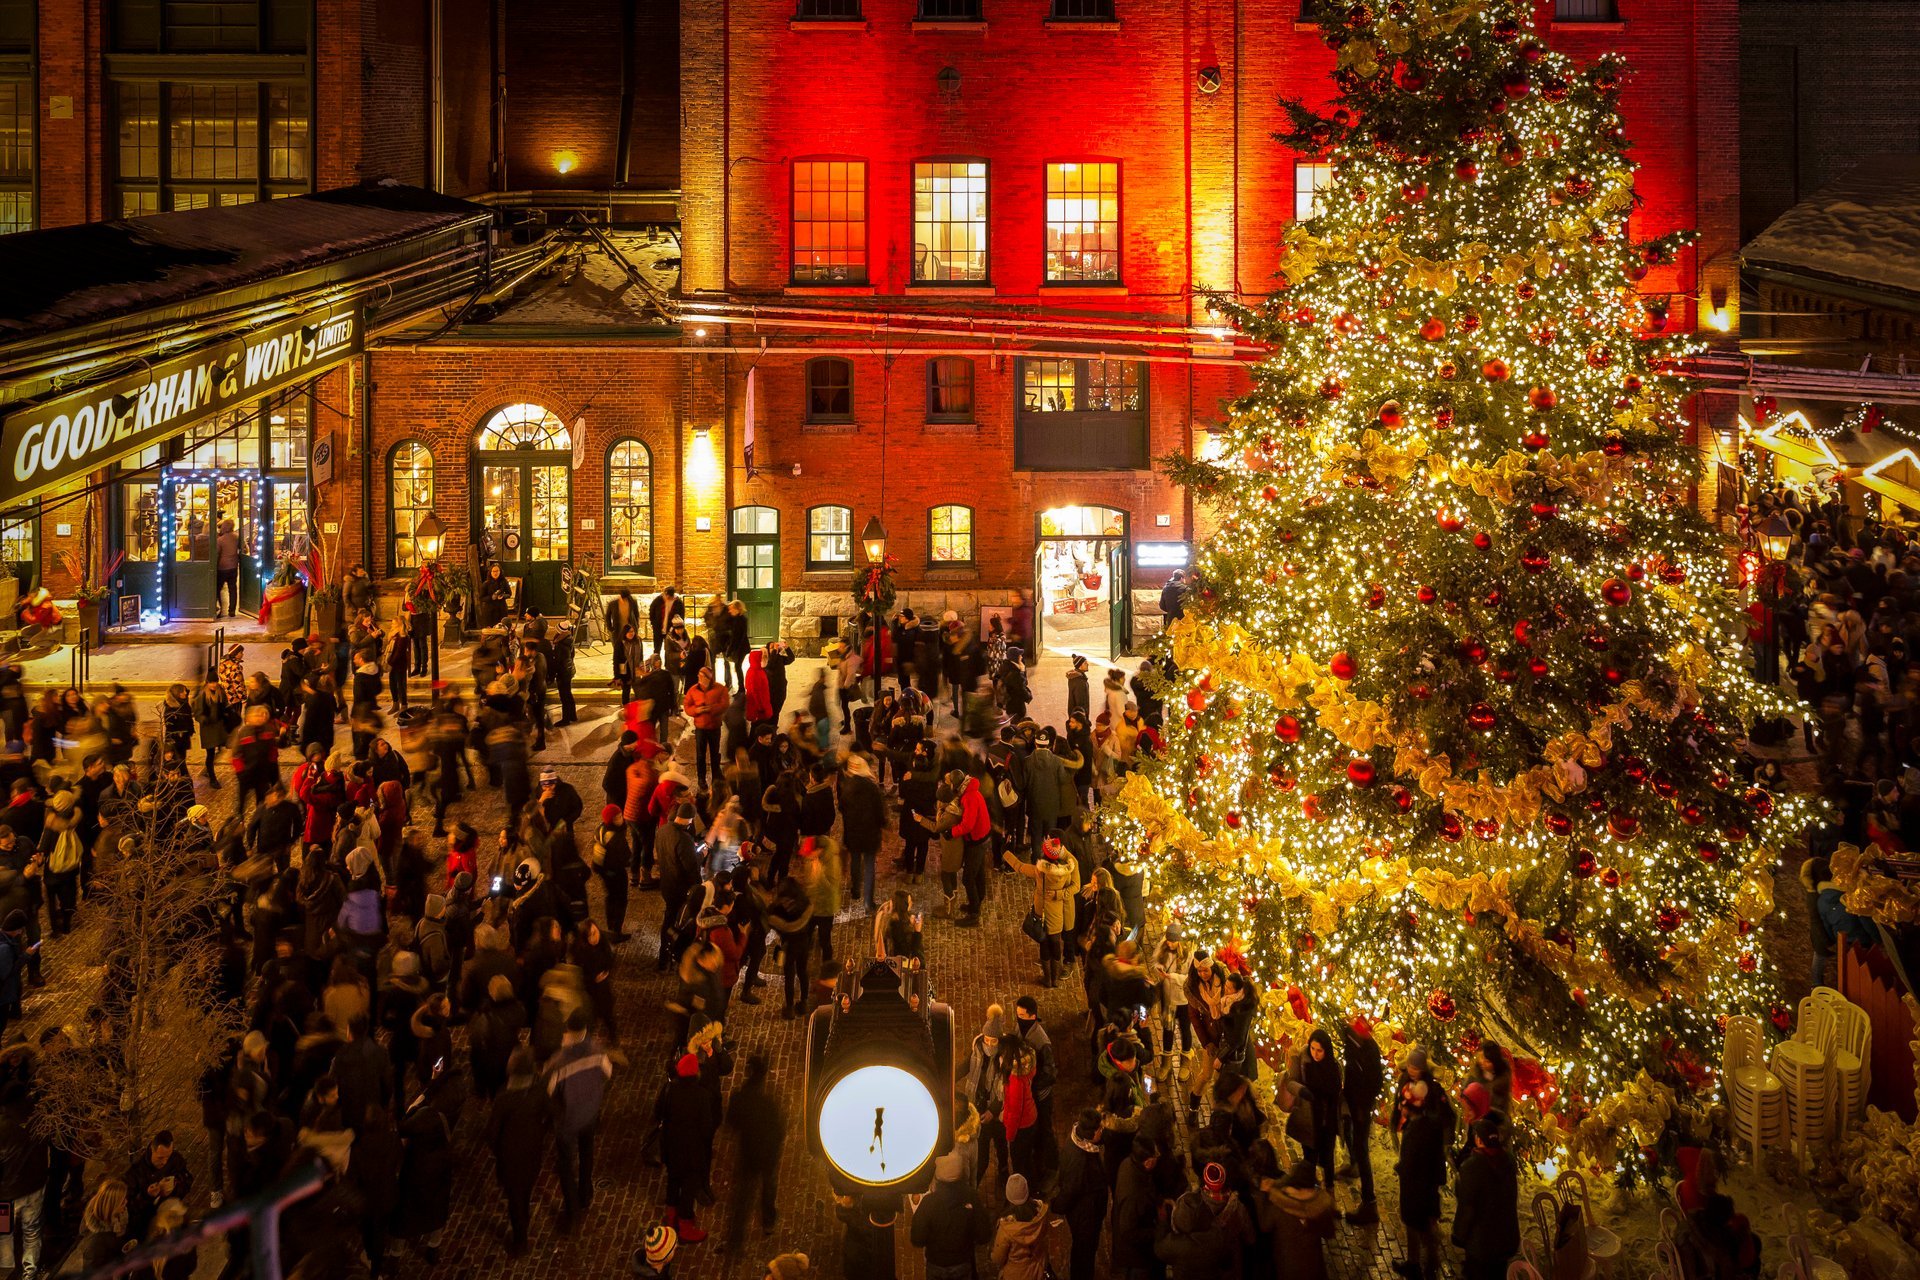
top-left (593, 804), bottom-right (633, 941)
top-left (40, 789), bottom-right (84, 935)
top-left (416, 895), bottom-right (453, 994)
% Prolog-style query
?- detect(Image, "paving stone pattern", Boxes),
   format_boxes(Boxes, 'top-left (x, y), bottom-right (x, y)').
top-left (11, 649), bottom-right (1831, 1279)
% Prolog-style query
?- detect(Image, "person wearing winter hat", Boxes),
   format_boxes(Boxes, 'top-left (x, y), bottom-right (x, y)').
top-left (765, 1251), bottom-right (811, 1280)
top-left (992, 1172), bottom-right (1057, 1280)
top-left (911, 1145), bottom-right (988, 1278)
top-left (654, 801), bottom-right (702, 972)
top-left (661, 1045), bottom-right (720, 1244)
top-left (632, 1223), bottom-right (678, 1278)
top-left (963, 1005), bottom-right (1010, 1191)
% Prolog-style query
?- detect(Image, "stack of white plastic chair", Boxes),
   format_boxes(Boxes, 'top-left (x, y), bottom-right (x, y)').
top-left (1770, 1030), bottom-right (1833, 1162)
top-left (1801, 987), bottom-right (1871, 1132)
top-left (1722, 1014), bottom-right (1786, 1163)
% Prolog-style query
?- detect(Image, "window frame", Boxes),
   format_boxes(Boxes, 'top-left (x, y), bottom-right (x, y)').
top-left (925, 357), bottom-right (976, 425)
top-left (110, 77), bottom-right (312, 215)
top-left (928, 504), bottom-right (975, 568)
top-left (916, 0), bottom-right (982, 17)
top-left (790, 156), bottom-right (869, 285)
top-left (1552, 0), bottom-right (1619, 20)
top-left (806, 504), bottom-right (854, 571)
top-left (1294, 159), bottom-right (1334, 223)
top-left (386, 439), bottom-right (435, 575)
top-left (109, 0), bottom-right (311, 53)
top-left (1013, 356), bottom-right (1150, 471)
top-left (605, 438), bottom-right (655, 576)
top-left (1043, 159), bottom-right (1122, 285)
top-left (0, 76), bottom-right (32, 234)
top-left (911, 157), bottom-right (991, 287)
top-left (1049, 0), bottom-right (1116, 18)
top-left (805, 357), bottom-right (855, 425)
top-left (793, 0), bottom-right (861, 18)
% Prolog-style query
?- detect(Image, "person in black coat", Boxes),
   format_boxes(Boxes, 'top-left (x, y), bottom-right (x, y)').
top-left (1049, 1110), bottom-right (1109, 1280)
top-left (909, 1148), bottom-right (989, 1278)
top-left (594, 806), bottom-right (633, 940)
top-left (660, 1051), bottom-right (722, 1240)
top-left (395, 1069), bottom-right (462, 1261)
top-left (722, 1053), bottom-right (784, 1247)
top-left (1156, 1190), bottom-right (1234, 1280)
top-left (1394, 1079), bottom-right (1453, 1280)
top-left (486, 1047), bottom-right (550, 1257)
top-left (1298, 1028), bottom-right (1342, 1191)
top-left (1338, 1016), bottom-right (1385, 1224)
top-left (1451, 1115), bottom-right (1521, 1280)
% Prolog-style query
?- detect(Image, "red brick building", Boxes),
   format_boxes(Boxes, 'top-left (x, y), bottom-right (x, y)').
top-left (0, 0), bottom-right (1737, 657)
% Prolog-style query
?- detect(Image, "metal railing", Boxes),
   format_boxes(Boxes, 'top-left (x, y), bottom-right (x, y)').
top-left (68, 630), bottom-right (89, 690)
top-left (205, 626), bottom-right (225, 684)
top-left (87, 1161), bottom-right (327, 1280)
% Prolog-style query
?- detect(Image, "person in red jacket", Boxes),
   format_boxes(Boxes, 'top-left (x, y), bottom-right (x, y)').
top-left (291, 745), bottom-right (345, 846)
top-left (743, 650), bottom-right (773, 725)
top-left (682, 668), bottom-right (730, 793)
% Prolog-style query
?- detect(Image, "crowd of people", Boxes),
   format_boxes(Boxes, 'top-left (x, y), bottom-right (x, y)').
top-left (0, 562), bottom-right (1712, 1280)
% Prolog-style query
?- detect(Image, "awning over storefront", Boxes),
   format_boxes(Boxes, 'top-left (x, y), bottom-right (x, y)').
top-left (0, 182), bottom-right (495, 507)
top-left (1745, 396), bottom-right (1920, 517)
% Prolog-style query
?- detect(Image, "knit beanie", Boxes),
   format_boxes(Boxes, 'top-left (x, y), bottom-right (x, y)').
top-left (643, 1225), bottom-right (677, 1267)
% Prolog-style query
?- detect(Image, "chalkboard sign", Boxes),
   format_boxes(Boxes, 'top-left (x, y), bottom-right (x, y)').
top-left (117, 595), bottom-right (141, 628)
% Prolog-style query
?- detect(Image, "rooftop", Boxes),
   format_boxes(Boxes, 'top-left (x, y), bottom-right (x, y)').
top-left (1744, 155), bottom-right (1920, 300)
top-left (0, 182), bottom-right (494, 342)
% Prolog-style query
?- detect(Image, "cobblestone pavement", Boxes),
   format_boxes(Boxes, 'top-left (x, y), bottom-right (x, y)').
top-left (12, 653), bottom-right (1836, 1280)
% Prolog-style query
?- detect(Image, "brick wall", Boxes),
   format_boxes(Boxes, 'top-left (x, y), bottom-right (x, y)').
top-left (1741, 1), bottom-right (1920, 243)
top-left (362, 345), bottom-right (689, 585)
top-left (365, 0), bottom-right (430, 187)
top-left (33, 0), bottom-right (102, 228)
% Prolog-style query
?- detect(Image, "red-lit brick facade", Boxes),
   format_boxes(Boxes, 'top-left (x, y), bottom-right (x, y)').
top-left (6, 0), bottom-right (1736, 649)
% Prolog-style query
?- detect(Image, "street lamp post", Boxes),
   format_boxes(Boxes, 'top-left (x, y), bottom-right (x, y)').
top-left (416, 510), bottom-right (448, 690)
top-left (1758, 513), bottom-right (1792, 686)
top-left (861, 515), bottom-right (888, 704)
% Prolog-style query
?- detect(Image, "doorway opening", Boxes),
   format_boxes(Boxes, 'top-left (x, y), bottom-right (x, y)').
top-left (472, 404), bottom-right (573, 615)
top-left (1034, 505), bottom-right (1130, 661)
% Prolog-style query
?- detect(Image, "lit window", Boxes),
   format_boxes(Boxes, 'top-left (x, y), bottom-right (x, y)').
top-left (808, 505), bottom-right (852, 569)
top-left (1045, 162), bottom-right (1120, 283)
top-left (388, 441), bottom-right (435, 571)
top-left (268, 395), bottom-right (307, 469)
top-left (0, 80), bottom-right (31, 234)
top-left (1294, 160), bottom-right (1334, 222)
top-left (0, 515), bottom-right (32, 564)
top-left (807, 358), bottom-right (854, 423)
top-left (913, 160), bottom-right (989, 284)
top-left (929, 505), bottom-right (974, 566)
top-left (180, 410), bottom-right (249, 469)
top-left (607, 440), bottom-right (654, 573)
top-left (1087, 360), bottom-right (1142, 412)
top-left (1023, 359), bottom-right (1076, 413)
top-left (927, 358), bottom-right (975, 423)
top-left (792, 159), bottom-right (868, 284)
top-left (476, 403), bottom-right (572, 450)
top-left (112, 78), bottom-right (308, 212)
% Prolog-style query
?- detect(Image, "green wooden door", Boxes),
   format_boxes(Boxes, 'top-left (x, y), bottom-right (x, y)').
top-left (728, 506), bottom-right (781, 643)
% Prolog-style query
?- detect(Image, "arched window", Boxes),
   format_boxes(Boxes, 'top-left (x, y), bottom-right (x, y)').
top-left (475, 403), bottom-right (573, 450)
top-left (806, 358), bottom-right (853, 423)
top-left (807, 504), bottom-right (852, 569)
top-left (387, 440), bottom-right (434, 571)
top-left (607, 439), bottom-right (654, 574)
top-left (929, 504), bottom-right (974, 566)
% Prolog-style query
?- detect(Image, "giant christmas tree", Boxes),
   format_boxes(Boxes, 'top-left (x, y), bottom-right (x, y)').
top-left (1111, 0), bottom-right (1813, 1163)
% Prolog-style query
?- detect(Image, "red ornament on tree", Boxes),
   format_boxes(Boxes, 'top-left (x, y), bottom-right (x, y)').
top-left (1601, 578), bottom-right (1632, 607)
top-left (1481, 358), bottom-right (1510, 382)
top-left (1330, 652), bottom-right (1358, 680)
top-left (1347, 759), bottom-right (1377, 787)
top-left (1466, 703), bottom-right (1497, 732)
top-left (1528, 386), bottom-right (1558, 411)
top-left (1419, 316), bottom-right (1446, 341)
top-left (1275, 715), bottom-right (1302, 742)
top-left (1696, 841), bottom-right (1721, 863)
top-left (1378, 400), bottom-right (1405, 429)
top-left (1607, 810), bottom-right (1640, 840)
top-left (1521, 547), bottom-right (1549, 573)
top-left (1427, 989), bottom-right (1458, 1022)
top-left (1186, 688), bottom-right (1209, 712)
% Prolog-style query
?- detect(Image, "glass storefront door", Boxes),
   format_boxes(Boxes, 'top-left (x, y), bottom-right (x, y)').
top-left (477, 461), bottom-right (570, 615)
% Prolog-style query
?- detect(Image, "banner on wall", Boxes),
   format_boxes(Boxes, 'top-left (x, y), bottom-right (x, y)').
top-left (0, 305), bottom-right (362, 506)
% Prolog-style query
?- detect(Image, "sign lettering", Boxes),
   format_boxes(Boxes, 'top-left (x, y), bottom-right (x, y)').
top-left (0, 307), bottom-right (362, 505)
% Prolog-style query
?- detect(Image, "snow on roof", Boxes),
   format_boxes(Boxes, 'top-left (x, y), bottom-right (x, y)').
top-left (0, 182), bottom-right (492, 341)
top-left (473, 232), bottom-right (681, 329)
top-left (1745, 155), bottom-right (1920, 299)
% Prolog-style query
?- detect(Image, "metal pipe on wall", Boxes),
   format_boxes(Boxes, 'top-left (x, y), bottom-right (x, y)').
top-left (616, 0), bottom-right (638, 186)
top-left (428, 0), bottom-right (444, 193)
